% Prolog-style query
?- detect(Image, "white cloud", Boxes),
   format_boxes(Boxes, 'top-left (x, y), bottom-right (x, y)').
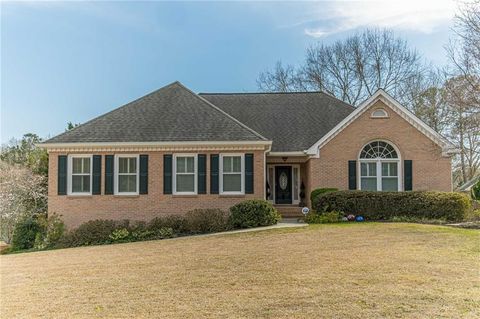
top-left (303, 0), bottom-right (457, 38)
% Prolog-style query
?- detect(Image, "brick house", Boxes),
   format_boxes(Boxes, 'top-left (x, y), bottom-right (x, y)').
top-left (40, 81), bottom-right (456, 228)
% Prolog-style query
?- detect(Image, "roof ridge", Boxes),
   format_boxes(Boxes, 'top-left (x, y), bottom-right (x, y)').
top-left (199, 90), bottom-right (356, 110)
top-left (42, 81), bottom-right (182, 143)
top-left (175, 82), bottom-right (269, 141)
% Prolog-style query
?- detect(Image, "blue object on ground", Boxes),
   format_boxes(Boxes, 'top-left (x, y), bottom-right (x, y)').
top-left (355, 216), bottom-right (365, 222)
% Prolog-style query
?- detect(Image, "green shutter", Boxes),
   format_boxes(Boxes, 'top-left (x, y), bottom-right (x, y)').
top-left (140, 155), bottom-right (148, 194)
top-left (348, 160), bottom-right (357, 190)
top-left (210, 154), bottom-right (219, 194)
top-left (198, 154), bottom-right (207, 194)
top-left (105, 155), bottom-right (114, 195)
top-left (57, 155), bottom-right (67, 195)
top-left (92, 155), bottom-right (102, 195)
top-left (404, 160), bottom-right (413, 191)
top-left (163, 154), bottom-right (172, 194)
top-left (245, 153), bottom-right (254, 194)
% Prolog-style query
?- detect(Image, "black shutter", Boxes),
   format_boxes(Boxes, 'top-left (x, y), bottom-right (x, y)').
top-left (57, 155), bottom-right (67, 195)
top-left (92, 155), bottom-right (102, 195)
top-left (210, 154), bottom-right (219, 194)
top-left (245, 153), bottom-right (254, 194)
top-left (198, 154), bottom-right (207, 194)
top-left (163, 154), bottom-right (172, 194)
top-left (404, 160), bottom-right (413, 191)
top-left (348, 160), bottom-right (357, 190)
top-left (140, 155), bottom-right (148, 194)
top-left (105, 155), bottom-right (114, 195)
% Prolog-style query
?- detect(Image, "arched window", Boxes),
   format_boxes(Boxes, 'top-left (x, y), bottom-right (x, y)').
top-left (371, 108), bottom-right (388, 118)
top-left (359, 141), bottom-right (400, 191)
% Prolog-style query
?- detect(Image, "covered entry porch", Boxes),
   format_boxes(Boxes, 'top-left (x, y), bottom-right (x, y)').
top-left (266, 155), bottom-right (309, 217)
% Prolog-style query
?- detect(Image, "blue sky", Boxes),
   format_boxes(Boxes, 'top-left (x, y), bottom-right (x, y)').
top-left (1, 1), bottom-right (457, 143)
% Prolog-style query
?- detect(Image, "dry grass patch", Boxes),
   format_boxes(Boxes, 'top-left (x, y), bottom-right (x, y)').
top-left (1, 223), bottom-right (479, 318)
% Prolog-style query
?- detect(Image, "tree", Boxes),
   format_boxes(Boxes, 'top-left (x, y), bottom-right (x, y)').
top-left (0, 161), bottom-right (47, 244)
top-left (66, 121), bottom-right (80, 131)
top-left (444, 76), bottom-right (480, 186)
top-left (258, 28), bottom-right (426, 106)
top-left (444, 1), bottom-right (480, 187)
top-left (0, 133), bottom-right (48, 176)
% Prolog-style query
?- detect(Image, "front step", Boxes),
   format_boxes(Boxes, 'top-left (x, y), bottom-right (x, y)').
top-left (274, 205), bottom-right (304, 218)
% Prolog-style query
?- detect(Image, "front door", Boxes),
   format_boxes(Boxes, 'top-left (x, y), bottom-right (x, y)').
top-left (275, 166), bottom-right (292, 204)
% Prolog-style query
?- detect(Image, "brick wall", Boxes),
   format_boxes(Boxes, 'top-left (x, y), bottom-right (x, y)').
top-left (305, 100), bottom-right (452, 205)
top-left (48, 149), bottom-right (265, 228)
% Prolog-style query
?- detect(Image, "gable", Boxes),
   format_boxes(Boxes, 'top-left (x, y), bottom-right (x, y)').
top-left (306, 90), bottom-right (457, 157)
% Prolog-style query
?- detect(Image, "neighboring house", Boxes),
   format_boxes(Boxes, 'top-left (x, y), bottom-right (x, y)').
top-left (40, 81), bottom-right (456, 228)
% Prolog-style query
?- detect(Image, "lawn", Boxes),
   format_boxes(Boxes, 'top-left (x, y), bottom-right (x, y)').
top-left (1, 223), bottom-right (479, 318)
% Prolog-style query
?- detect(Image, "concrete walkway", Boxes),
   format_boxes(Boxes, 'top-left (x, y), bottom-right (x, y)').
top-left (172, 219), bottom-right (308, 241)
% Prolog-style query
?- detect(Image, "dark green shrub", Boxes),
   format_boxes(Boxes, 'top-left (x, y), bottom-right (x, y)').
top-left (156, 227), bottom-right (174, 239)
top-left (148, 215), bottom-right (188, 234)
top-left (314, 191), bottom-right (471, 222)
top-left (34, 213), bottom-right (65, 249)
top-left (184, 209), bottom-right (231, 234)
top-left (11, 215), bottom-right (42, 251)
top-left (310, 188), bottom-right (339, 207)
top-left (229, 200), bottom-right (281, 228)
top-left (305, 211), bottom-right (343, 224)
top-left (57, 219), bottom-right (128, 247)
top-left (471, 179), bottom-right (480, 200)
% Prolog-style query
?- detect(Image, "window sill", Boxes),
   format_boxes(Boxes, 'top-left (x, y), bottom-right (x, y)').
top-left (114, 194), bottom-right (140, 198)
top-left (172, 194), bottom-right (198, 198)
top-left (219, 194), bottom-right (246, 198)
top-left (67, 195), bottom-right (93, 198)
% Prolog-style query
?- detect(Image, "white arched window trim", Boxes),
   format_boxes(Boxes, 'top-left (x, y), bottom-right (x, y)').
top-left (371, 108), bottom-right (389, 118)
top-left (358, 140), bottom-right (403, 191)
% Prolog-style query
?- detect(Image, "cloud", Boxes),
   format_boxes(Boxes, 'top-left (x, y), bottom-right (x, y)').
top-left (302, 0), bottom-right (456, 38)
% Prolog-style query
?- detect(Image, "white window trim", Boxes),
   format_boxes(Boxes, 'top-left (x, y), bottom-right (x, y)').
top-left (173, 154), bottom-right (198, 195)
top-left (67, 154), bottom-right (93, 196)
top-left (114, 154), bottom-right (140, 195)
top-left (371, 108), bottom-right (389, 118)
top-left (358, 140), bottom-right (402, 191)
top-left (220, 153), bottom-right (244, 195)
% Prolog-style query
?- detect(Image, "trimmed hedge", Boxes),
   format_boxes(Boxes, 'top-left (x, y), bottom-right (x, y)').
top-left (313, 191), bottom-right (470, 222)
top-left (229, 200), bottom-right (281, 228)
top-left (310, 188), bottom-right (339, 207)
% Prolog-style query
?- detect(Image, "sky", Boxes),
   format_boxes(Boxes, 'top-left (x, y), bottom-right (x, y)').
top-left (1, 0), bottom-right (458, 143)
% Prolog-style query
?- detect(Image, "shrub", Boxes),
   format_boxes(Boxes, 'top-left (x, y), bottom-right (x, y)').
top-left (184, 209), bottom-right (231, 234)
top-left (310, 188), bottom-right (339, 207)
top-left (471, 179), bottom-right (480, 200)
top-left (11, 215), bottom-right (42, 251)
top-left (156, 227), bottom-right (174, 239)
top-left (229, 200), bottom-right (281, 228)
top-left (34, 213), bottom-right (65, 249)
top-left (465, 209), bottom-right (480, 221)
top-left (305, 211), bottom-right (343, 224)
top-left (148, 215), bottom-right (188, 234)
top-left (109, 228), bottom-right (130, 242)
top-left (313, 191), bottom-right (471, 222)
top-left (57, 219), bottom-right (128, 247)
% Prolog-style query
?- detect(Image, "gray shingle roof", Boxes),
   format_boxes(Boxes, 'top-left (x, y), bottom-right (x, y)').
top-left (200, 92), bottom-right (355, 152)
top-left (43, 82), bottom-right (267, 144)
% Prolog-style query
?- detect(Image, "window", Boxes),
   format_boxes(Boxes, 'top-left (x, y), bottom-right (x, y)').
top-left (267, 166), bottom-right (274, 200)
top-left (371, 108), bottom-right (388, 118)
top-left (115, 155), bottom-right (139, 195)
top-left (174, 155), bottom-right (197, 194)
top-left (68, 155), bottom-right (92, 195)
top-left (359, 141), bottom-right (400, 191)
top-left (220, 154), bottom-right (244, 194)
